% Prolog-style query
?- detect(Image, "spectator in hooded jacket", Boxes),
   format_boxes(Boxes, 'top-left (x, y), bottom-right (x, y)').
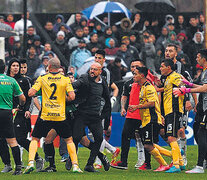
top-left (70, 13), bottom-right (82, 33)
top-left (53, 14), bottom-right (70, 34)
top-left (70, 39), bottom-right (92, 70)
top-left (104, 38), bottom-right (119, 56)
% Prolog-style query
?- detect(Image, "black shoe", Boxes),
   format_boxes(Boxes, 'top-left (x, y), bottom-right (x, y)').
top-left (12, 166), bottom-right (22, 175)
top-left (99, 154), bottom-right (110, 171)
top-left (65, 157), bottom-right (72, 171)
top-left (84, 165), bottom-right (99, 172)
top-left (39, 166), bottom-right (57, 172)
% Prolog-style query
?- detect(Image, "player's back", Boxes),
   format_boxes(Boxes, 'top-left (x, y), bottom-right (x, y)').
top-left (33, 73), bottom-right (73, 121)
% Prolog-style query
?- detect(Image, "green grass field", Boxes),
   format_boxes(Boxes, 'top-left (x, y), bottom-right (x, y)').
top-left (0, 145), bottom-right (206, 180)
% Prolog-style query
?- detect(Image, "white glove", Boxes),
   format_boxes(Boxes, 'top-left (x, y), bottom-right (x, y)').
top-left (110, 96), bottom-right (116, 108)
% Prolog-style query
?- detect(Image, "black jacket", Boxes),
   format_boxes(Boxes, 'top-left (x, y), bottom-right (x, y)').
top-left (72, 73), bottom-right (111, 130)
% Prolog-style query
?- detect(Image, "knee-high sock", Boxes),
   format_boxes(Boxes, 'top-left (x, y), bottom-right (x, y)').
top-left (94, 139), bottom-right (106, 165)
top-left (153, 144), bottom-right (172, 158)
top-left (11, 146), bottom-right (21, 166)
top-left (0, 139), bottom-right (11, 165)
top-left (144, 149), bottom-right (151, 166)
top-left (136, 138), bottom-right (145, 161)
top-left (104, 140), bottom-right (116, 153)
top-left (178, 137), bottom-right (187, 155)
top-left (44, 143), bottom-right (55, 167)
top-left (67, 142), bottom-right (78, 165)
top-left (150, 147), bottom-right (167, 166)
top-left (29, 140), bottom-right (38, 162)
top-left (170, 141), bottom-right (180, 168)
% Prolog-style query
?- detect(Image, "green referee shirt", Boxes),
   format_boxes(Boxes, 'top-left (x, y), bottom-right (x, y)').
top-left (0, 74), bottom-right (23, 110)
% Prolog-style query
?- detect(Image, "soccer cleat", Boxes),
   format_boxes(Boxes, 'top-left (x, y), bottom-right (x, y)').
top-left (134, 160), bottom-right (145, 169)
top-left (138, 163), bottom-right (151, 170)
top-left (112, 148), bottom-right (120, 161)
top-left (39, 166), bottom-right (57, 172)
top-left (94, 163), bottom-right (102, 169)
top-left (1, 165), bottom-right (12, 173)
top-left (61, 153), bottom-right (69, 162)
top-left (185, 166), bottom-right (204, 174)
top-left (110, 161), bottom-right (128, 170)
top-left (12, 166), bottom-right (22, 175)
top-left (84, 165), bottom-right (99, 172)
top-left (165, 166), bottom-right (181, 173)
top-left (180, 165), bottom-right (186, 171)
top-left (154, 165), bottom-right (170, 172)
top-left (65, 157), bottom-right (72, 171)
top-left (72, 164), bottom-right (83, 173)
top-left (23, 162), bottom-right (35, 174)
top-left (36, 157), bottom-right (44, 172)
top-left (99, 154), bottom-right (110, 171)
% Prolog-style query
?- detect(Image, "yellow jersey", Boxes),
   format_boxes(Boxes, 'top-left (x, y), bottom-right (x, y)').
top-left (32, 72), bottom-right (74, 121)
top-left (163, 71), bottom-right (184, 116)
top-left (139, 81), bottom-right (162, 127)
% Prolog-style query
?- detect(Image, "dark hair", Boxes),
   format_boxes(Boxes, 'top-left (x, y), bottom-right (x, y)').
top-left (0, 59), bottom-right (5, 74)
top-left (166, 43), bottom-right (177, 51)
top-left (198, 49), bottom-right (207, 60)
top-left (130, 59), bottom-right (145, 66)
top-left (161, 59), bottom-right (175, 70)
top-left (19, 58), bottom-right (27, 64)
top-left (114, 57), bottom-right (121, 63)
top-left (136, 66), bottom-right (148, 77)
top-left (95, 49), bottom-right (105, 58)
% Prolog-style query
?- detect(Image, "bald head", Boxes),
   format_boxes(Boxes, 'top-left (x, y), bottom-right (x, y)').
top-left (48, 58), bottom-right (61, 70)
top-left (89, 62), bottom-right (102, 79)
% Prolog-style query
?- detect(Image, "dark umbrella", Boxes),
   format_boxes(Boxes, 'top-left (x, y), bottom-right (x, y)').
top-left (135, 0), bottom-right (176, 13)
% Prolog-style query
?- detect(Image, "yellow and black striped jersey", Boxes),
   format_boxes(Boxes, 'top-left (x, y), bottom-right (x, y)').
top-left (32, 73), bottom-right (74, 121)
top-left (139, 81), bottom-right (162, 127)
top-left (163, 71), bottom-right (184, 116)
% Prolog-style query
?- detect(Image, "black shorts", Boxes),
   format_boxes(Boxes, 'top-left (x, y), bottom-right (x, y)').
top-left (142, 123), bottom-right (160, 145)
top-left (165, 112), bottom-right (181, 138)
top-left (14, 111), bottom-right (29, 138)
top-left (32, 116), bottom-right (72, 139)
top-left (0, 109), bottom-right (15, 138)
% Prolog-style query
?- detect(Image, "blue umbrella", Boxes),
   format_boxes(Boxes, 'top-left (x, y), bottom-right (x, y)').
top-left (82, 1), bottom-right (131, 26)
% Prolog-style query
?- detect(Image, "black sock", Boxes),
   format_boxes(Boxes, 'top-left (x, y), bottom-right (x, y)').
top-left (17, 137), bottom-right (40, 160)
top-left (44, 143), bottom-right (55, 168)
top-left (0, 138), bottom-right (11, 165)
top-left (144, 149), bottom-right (151, 166)
top-left (11, 146), bottom-right (21, 166)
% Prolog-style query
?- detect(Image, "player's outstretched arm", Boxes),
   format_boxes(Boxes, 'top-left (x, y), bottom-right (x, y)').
top-left (28, 88), bottom-right (37, 97)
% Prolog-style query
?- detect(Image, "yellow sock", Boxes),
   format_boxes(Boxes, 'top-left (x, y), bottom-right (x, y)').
top-left (154, 144), bottom-right (172, 158)
top-left (28, 140), bottom-right (38, 162)
top-left (67, 142), bottom-right (78, 165)
top-left (150, 147), bottom-right (168, 166)
top-left (179, 150), bottom-right (184, 166)
top-left (170, 141), bottom-right (180, 168)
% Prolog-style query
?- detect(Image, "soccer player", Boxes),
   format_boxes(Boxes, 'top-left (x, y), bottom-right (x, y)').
top-left (128, 66), bottom-right (170, 171)
top-left (160, 59), bottom-right (185, 173)
top-left (173, 49), bottom-right (207, 173)
top-left (111, 59), bottom-right (145, 170)
top-left (24, 58), bottom-right (82, 174)
top-left (0, 59), bottom-right (26, 175)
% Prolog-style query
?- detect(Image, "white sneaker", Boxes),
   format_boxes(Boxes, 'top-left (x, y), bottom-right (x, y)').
top-left (72, 164), bottom-right (83, 173)
top-left (185, 166), bottom-right (204, 174)
top-left (134, 159), bottom-right (145, 168)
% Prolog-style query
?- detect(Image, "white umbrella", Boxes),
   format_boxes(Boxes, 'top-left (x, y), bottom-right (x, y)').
top-left (82, 1), bottom-right (131, 26)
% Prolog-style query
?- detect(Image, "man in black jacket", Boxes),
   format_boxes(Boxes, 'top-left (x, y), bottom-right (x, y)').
top-left (72, 62), bottom-right (111, 172)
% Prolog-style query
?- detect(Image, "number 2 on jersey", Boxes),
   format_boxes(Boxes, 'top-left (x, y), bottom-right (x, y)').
top-left (49, 83), bottom-right (57, 100)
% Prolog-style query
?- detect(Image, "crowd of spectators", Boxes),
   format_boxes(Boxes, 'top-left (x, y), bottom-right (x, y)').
top-left (0, 12), bottom-right (205, 84)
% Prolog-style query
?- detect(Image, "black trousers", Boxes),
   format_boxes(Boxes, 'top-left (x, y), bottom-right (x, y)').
top-left (73, 112), bottom-right (103, 166)
top-left (120, 118), bottom-right (142, 164)
top-left (197, 127), bottom-right (207, 167)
